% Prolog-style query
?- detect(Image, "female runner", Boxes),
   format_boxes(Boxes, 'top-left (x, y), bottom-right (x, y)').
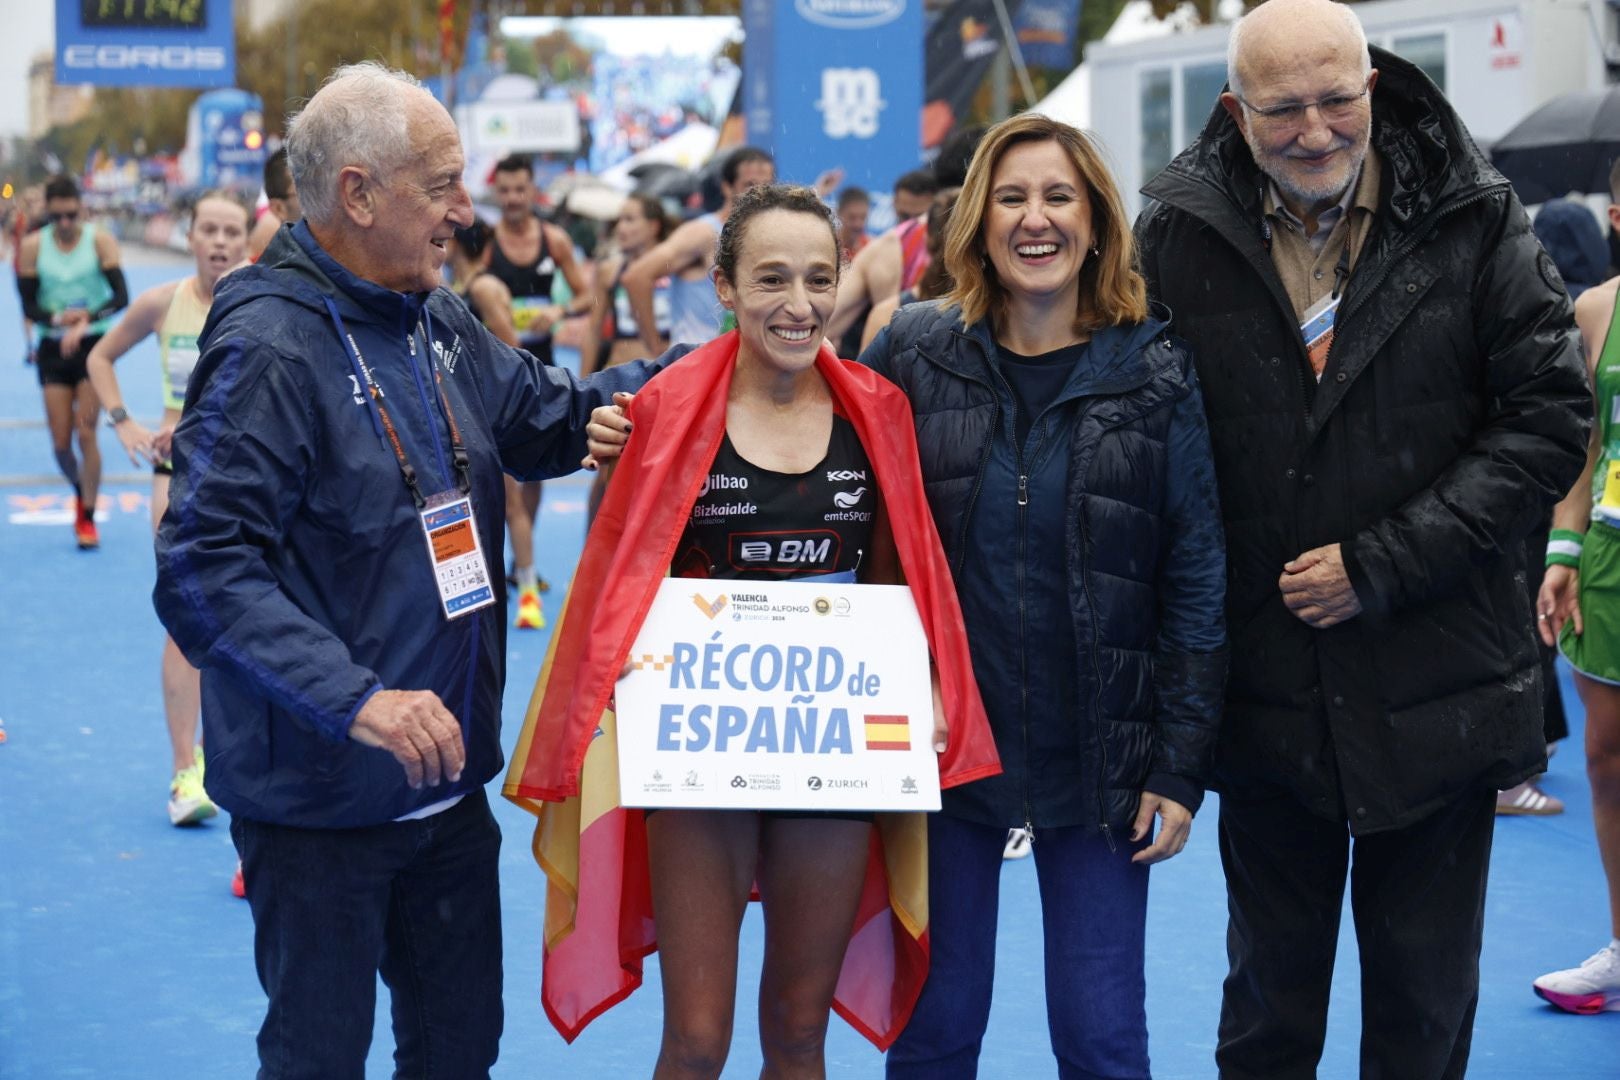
top-left (578, 192), bottom-right (671, 522)
top-left (504, 184), bottom-right (998, 1077)
top-left (86, 191), bottom-right (249, 832)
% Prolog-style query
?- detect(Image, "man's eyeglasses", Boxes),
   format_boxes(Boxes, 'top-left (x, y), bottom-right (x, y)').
top-left (1233, 79), bottom-right (1372, 127)
top-left (49, 210), bottom-right (80, 223)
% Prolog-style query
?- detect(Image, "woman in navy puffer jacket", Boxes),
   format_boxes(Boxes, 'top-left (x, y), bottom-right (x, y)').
top-left (867, 113), bottom-right (1228, 1080)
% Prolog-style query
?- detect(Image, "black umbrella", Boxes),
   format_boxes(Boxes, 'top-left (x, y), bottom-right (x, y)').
top-left (1491, 87), bottom-right (1620, 204)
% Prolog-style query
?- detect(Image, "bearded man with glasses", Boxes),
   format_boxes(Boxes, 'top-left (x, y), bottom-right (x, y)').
top-left (1135, 0), bottom-right (1589, 1075)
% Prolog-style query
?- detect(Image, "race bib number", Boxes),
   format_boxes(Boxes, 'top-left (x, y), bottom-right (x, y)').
top-left (166, 337), bottom-right (201, 397)
top-left (510, 296), bottom-right (550, 336)
top-left (1601, 459), bottom-right (1620, 521)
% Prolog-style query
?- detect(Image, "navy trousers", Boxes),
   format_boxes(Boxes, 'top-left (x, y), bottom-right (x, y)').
top-left (231, 788), bottom-right (504, 1080)
top-left (887, 814), bottom-right (1152, 1079)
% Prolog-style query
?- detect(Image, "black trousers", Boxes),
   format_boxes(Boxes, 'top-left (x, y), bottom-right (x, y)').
top-left (1214, 788), bottom-right (1496, 1080)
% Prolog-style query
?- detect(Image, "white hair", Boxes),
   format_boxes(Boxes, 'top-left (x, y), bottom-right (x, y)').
top-left (286, 62), bottom-right (432, 226)
top-left (1227, 0), bottom-right (1371, 100)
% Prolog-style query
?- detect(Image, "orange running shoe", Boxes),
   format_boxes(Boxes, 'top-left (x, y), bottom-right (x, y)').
top-left (515, 585), bottom-right (545, 630)
top-left (73, 496), bottom-right (99, 550)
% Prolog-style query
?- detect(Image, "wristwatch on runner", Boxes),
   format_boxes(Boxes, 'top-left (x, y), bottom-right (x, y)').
top-left (106, 406), bottom-right (129, 427)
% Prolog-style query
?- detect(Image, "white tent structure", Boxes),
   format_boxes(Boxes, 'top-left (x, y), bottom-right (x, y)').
top-left (1030, 0), bottom-right (1226, 133)
top-left (596, 122), bottom-right (721, 191)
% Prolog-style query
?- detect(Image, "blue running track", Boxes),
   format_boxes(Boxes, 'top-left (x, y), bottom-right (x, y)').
top-left (1, 252), bottom-right (1616, 1078)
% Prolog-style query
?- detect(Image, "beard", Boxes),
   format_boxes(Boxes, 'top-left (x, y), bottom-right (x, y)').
top-left (1246, 128), bottom-right (1370, 213)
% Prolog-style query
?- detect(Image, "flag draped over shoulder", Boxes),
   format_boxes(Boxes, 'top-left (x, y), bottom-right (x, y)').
top-left (503, 331), bottom-right (999, 1049)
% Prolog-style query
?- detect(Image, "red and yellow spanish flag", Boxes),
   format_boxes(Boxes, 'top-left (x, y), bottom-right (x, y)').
top-left (864, 714), bottom-right (912, 751)
top-left (503, 332), bottom-right (999, 1049)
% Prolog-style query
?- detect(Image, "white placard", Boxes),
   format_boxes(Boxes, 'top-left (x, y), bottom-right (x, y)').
top-left (615, 579), bottom-right (941, 811)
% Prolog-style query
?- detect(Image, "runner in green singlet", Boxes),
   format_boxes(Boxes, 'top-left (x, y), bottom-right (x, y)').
top-left (14, 175), bottom-right (127, 549)
top-left (1535, 271), bottom-right (1620, 1013)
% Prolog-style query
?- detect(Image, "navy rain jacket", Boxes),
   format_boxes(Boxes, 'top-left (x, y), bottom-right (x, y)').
top-left (863, 301), bottom-right (1227, 835)
top-left (154, 222), bottom-right (678, 828)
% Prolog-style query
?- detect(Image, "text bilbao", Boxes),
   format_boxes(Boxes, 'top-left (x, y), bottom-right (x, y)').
top-left (652, 636), bottom-right (890, 755)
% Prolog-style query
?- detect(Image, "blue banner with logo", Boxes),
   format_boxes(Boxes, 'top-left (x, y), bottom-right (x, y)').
top-left (742, 0), bottom-right (923, 201)
top-left (1013, 0), bottom-right (1081, 70)
top-left (183, 89), bottom-right (265, 190)
top-left (56, 0), bottom-right (235, 88)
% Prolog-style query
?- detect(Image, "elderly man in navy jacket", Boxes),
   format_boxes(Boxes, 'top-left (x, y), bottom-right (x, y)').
top-left (154, 63), bottom-right (674, 1078)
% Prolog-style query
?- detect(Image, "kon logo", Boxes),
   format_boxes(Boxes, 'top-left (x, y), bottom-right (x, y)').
top-left (826, 469), bottom-right (866, 483)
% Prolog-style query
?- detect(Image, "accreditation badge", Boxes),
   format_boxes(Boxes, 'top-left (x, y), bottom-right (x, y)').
top-left (419, 491), bottom-right (496, 620)
top-left (1300, 292), bottom-right (1341, 381)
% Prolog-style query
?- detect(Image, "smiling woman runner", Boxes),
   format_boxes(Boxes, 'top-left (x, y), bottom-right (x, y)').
top-left (503, 184), bottom-right (999, 1078)
top-left (85, 191), bottom-right (250, 845)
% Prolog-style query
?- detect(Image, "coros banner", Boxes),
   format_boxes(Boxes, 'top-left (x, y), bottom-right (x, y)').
top-left (743, 0), bottom-right (923, 197)
top-left (56, 0), bottom-right (235, 88)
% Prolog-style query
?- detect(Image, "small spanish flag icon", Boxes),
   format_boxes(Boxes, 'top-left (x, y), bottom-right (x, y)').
top-left (864, 714), bottom-right (911, 751)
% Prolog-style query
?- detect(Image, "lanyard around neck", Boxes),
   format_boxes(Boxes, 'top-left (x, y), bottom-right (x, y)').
top-left (324, 299), bottom-right (471, 508)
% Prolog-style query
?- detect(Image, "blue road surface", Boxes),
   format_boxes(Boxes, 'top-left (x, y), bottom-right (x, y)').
top-left (1, 252), bottom-right (1617, 1077)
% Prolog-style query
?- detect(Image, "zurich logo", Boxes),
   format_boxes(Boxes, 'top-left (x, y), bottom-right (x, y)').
top-left (794, 0), bottom-right (906, 29)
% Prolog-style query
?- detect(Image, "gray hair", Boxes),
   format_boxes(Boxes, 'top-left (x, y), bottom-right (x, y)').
top-left (286, 62), bottom-right (431, 226)
top-left (1227, 0), bottom-right (1370, 100)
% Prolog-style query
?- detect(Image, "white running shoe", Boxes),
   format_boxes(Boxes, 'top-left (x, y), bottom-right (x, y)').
top-left (1002, 827), bottom-right (1033, 860)
top-left (1533, 942), bottom-right (1620, 1014)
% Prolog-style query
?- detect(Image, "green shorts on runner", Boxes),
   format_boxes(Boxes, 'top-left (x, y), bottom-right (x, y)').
top-left (1562, 520), bottom-right (1620, 685)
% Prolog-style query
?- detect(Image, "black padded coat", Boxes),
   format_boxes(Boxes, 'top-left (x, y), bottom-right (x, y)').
top-left (1134, 48), bottom-right (1591, 834)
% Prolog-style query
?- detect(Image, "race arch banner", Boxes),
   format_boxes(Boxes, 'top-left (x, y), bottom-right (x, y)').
top-left (57, 0), bottom-right (235, 88)
top-left (742, 0), bottom-right (924, 198)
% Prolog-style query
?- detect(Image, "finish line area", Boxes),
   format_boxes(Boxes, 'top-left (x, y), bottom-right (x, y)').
top-left (1, 256), bottom-right (1615, 1078)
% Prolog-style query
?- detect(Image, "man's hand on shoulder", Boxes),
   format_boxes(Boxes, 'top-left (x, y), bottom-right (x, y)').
top-left (1279, 543), bottom-right (1364, 628)
top-left (349, 689), bottom-right (466, 789)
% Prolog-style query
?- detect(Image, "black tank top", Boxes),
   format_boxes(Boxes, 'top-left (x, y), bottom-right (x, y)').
top-left (488, 218), bottom-right (559, 359)
top-left (487, 218), bottom-right (556, 300)
top-left (673, 414), bottom-right (877, 581)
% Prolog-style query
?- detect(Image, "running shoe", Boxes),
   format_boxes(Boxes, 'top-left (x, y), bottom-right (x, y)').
top-left (1534, 942), bottom-right (1620, 1014)
top-left (1003, 827), bottom-right (1033, 860)
top-left (168, 763), bottom-right (218, 826)
top-left (73, 496), bottom-right (98, 550)
top-left (508, 565), bottom-right (552, 595)
top-left (231, 860), bottom-right (246, 899)
top-left (515, 585), bottom-right (546, 630)
top-left (1497, 780), bottom-right (1563, 815)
